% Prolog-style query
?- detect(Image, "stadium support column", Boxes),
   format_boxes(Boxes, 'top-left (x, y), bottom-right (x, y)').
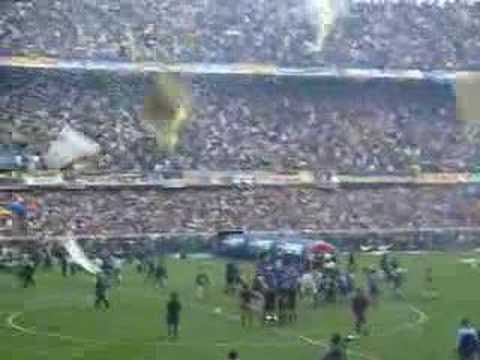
top-left (455, 72), bottom-right (480, 123)
top-left (455, 72), bottom-right (480, 150)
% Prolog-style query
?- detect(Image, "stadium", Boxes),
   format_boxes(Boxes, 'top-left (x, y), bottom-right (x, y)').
top-left (1, 0), bottom-right (480, 359)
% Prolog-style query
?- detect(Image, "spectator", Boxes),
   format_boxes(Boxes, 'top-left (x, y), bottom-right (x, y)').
top-left (1, 0), bottom-right (479, 69)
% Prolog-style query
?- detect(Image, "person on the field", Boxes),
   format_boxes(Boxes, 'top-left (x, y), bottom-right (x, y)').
top-left (166, 292), bottom-right (182, 339)
top-left (263, 288), bottom-right (277, 324)
top-left (278, 291), bottom-right (289, 325)
top-left (228, 350), bottom-right (240, 360)
top-left (20, 260), bottom-right (36, 288)
top-left (345, 272), bottom-right (355, 297)
top-left (320, 333), bottom-right (347, 360)
top-left (60, 254), bottom-right (68, 277)
top-left (380, 253), bottom-right (390, 279)
top-left (70, 262), bottom-right (78, 276)
top-left (94, 272), bottom-right (110, 310)
top-left (112, 258), bottom-right (123, 285)
top-left (391, 268), bottom-right (404, 298)
top-left (352, 288), bottom-right (369, 335)
top-left (195, 271), bottom-right (211, 300)
top-left (338, 272), bottom-right (350, 298)
top-left (366, 269), bottom-right (380, 304)
top-left (146, 258), bottom-right (156, 281)
top-left (287, 285), bottom-right (298, 323)
top-left (423, 266), bottom-right (437, 299)
top-left (457, 318), bottom-right (479, 360)
top-left (136, 258), bottom-right (144, 273)
top-left (390, 257), bottom-right (400, 273)
top-left (155, 262), bottom-right (168, 288)
top-left (347, 252), bottom-right (356, 273)
top-left (325, 275), bottom-right (337, 303)
top-left (425, 264), bottom-right (432, 283)
top-left (31, 249), bottom-right (43, 269)
top-left (225, 262), bottom-right (239, 295)
top-left (43, 250), bottom-right (53, 270)
top-left (240, 284), bottom-right (254, 328)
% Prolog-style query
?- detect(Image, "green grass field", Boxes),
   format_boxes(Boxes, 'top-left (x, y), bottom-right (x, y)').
top-left (0, 253), bottom-right (477, 360)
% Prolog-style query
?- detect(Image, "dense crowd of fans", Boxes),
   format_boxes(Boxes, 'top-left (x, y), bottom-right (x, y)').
top-left (2, 0), bottom-right (480, 236)
top-left (2, 68), bottom-right (474, 175)
top-left (8, 185), bottom-right (478, 235)
top-left (1, 0), bottom-right (479, 69)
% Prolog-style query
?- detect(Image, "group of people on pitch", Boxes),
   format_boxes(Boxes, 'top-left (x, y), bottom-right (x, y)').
top-left (222, 252), bottom-right (387, 334)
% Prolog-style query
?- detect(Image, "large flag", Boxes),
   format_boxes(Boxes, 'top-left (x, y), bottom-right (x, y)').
top-left (63, 235), bottom-right (101, 275)
top-left (44, 125), bottom-right (100, 170)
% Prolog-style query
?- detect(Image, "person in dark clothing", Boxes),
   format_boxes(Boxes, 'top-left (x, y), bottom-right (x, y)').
top-left (325, 276), bottom-right (337, 303)
top-left (43, 251), bottom-right (53, 270)
top-left (352, 288), bottom-right (369, 335)
top-left (278, 291), bottom-right (289, 325)
top-left (70, 262), bottom-right (78, 276)
top-left (146, 259), bottom-right (155, 281)
top-left (94, 273), bottom-right (110, 310)
top-left (31, 250), bottom-right (42, 269)
top-left (347, 252), bottom-right (356, 273)
top-left (390, 257), bottom-right (399, 270)
top-left (391, 268), bottom-right (404, 298)
top-left (321, 333), bottom-right (347, 360)
top-left (287, 287), bottom-right (298, 323)
top-left (60, 255), bottom-right (68, 277)
top-left (166, 292), bottom-right (182, 338)
top-left (228, 350), bottom-right (240, 360)
top-left (136, 259), bottom-right (144, 273)
top-left (225, 262), bottom-right (239, 294)
top-left (380, 253), bottom-right (390, 279)
top-left (456, 318), bottom-right (479, 360)
top-left (423, 266), bottom-right (437, 299)
top-left (155, 262), bottom-right (168, 288)
top-left (366, 269), bottom-right (380, 305)
top-left (263, 289), bottom-right (277, 324)
top-left (20, 261), bottom-right (35, 288)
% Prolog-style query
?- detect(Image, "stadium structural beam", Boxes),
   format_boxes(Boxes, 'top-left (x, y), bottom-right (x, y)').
top-left (0, 55), bottom-right (461, 83)
top-left (0, 171), bottom-right (479, 190)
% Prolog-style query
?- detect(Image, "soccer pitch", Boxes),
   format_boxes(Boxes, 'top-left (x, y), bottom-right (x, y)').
top-left (0, 253), bottom-right (477, 360)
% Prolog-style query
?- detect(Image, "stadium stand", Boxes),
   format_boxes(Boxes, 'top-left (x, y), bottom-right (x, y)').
top-left (2, 185), bottom-right (478, 235)
top-left (0, 0), bottom-right (479, 69)
top-left (1, 68), bottom-right (467, 175)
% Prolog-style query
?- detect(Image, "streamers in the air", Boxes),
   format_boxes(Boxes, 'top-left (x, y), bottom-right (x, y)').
top-left (143, 74), bottom-right (191, 153)
top-left (305, 0), bottom-right (349, 52)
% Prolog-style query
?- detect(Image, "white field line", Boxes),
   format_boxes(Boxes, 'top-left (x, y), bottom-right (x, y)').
top-left (3, 286), bottom-right (428, 358)
top-left (4, 309), bottom-right (299, 349)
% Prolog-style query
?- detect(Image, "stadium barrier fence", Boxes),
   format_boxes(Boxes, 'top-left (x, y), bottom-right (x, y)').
top-left (2, 227), bottom-right (480, 251)
top-left (0, 171), bottom-right (479, 190)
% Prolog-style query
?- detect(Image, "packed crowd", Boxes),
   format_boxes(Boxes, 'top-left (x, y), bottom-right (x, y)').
top-left (2, 68), bottom-right (472, 175)
top-left (1, 0), bottom-right (479, 69)
top-left (5, 185), bottom-right (477, 235)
